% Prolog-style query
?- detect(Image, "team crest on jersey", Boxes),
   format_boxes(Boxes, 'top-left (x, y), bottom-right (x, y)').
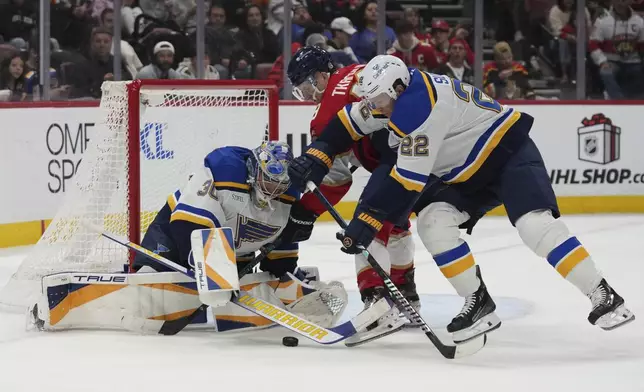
top-left (235, 215), bottom-right (281, 248)
top-left (154, 243), bottom-right (170, 254)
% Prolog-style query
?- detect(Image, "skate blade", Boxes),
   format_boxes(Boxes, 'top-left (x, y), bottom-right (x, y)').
top-left (345, 325), bottom-right (404, 347)
top-left (597, 305), bottom-right (635, 331)
top-left (452, 312), bottom-right (502, 344)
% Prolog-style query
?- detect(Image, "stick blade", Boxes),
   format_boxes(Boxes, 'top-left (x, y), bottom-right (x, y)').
top-left (443, 334), bottom-right (487, 359)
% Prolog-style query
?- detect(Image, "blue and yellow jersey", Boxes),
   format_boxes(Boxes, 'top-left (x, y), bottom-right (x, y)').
top-left (166, 146), bottom-right (299, 263)
top-left (338, 70), bottom-right (522, 190)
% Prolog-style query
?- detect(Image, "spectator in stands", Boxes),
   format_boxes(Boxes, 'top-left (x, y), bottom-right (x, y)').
top-left (484, 41), bottom-right (535, 99)
top-left (266, 0), bottom-right (307, 39)
top-left (100, 8), bottom-right (142, 79)
top-left (205, 3), bottom-right (237, 80)
top-left (139, 0), bottom-right (197, 33)
top-left (137, 40), bottom-right (183, 79)
top-left (22, 36), bottom-right (63, 100)
top-left (430, 19), bottom-right (451, 64)
top-left (590, 0), bottom-right (644, 99)
top-left (67, 28), bottom-right (129, 98)
top-left (403, 7), bottom-right (431, 44)
top-left (233, 5), bottom-right (280, 79)
top-left (50, 0), bottom-right (94, 51)
top-left (290, 3), bottom-right (315, 43)
top-left (450, 24), bottom-right (476, 65)
top-left (328, 17), bottom-right (360, 64)
top-left (120, 0), bottom-right (144, 37)
top-left (0, 0), bottom-right (37, 43)
top-left (521, 0), bottom-right (557, 50)
top-left (436, 39), bottom-right (474, 85)
top-left (350, 0), bottom-right (395, 63)
top-left (548, 0), bottom-right (591, 83)
top-left (178, 52), bottom-right (220, 79)
top-left (306, 33), bottom-right (356, 67)
top-left (0, 53), bottom-right (26, 101)
top-left (387, 20), bottom-right (439, 72)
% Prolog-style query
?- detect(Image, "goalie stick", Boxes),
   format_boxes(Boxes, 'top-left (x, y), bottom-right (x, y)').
top-left (307, 181), bottom-right (487, 359)
top-left (98, 230), bottom-right (389, 344)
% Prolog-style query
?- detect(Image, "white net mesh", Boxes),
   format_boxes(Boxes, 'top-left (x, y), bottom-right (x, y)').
top-left (0, 81), bottom-right (273, 310)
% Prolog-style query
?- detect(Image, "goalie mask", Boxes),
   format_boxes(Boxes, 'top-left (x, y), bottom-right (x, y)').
top-left (247, 141), bottom-right (294, 208)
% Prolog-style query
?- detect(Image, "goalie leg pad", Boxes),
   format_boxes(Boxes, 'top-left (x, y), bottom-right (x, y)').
top-left (33, 272), bottom-right (202, 332)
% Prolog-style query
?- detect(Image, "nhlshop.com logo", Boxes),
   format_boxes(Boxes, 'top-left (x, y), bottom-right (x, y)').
top-left (549, 114), bottom-right (644, 185)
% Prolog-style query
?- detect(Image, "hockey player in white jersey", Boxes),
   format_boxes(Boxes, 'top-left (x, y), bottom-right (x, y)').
top-left (32, 141), bottom-right (350, 333)
top-left (287, 55), bottom-right (635, 343)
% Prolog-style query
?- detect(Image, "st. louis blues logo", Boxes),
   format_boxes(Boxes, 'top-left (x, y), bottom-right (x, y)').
top-left (235, 215), bottom-right (281, 249)
top-left (154, 243), bottom-right (171, 254)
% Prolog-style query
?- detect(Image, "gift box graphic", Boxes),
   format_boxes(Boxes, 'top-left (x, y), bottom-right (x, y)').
top-left (577, 113), bottom-right (621, 165)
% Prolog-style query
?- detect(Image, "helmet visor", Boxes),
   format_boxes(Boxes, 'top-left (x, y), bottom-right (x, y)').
top-left (293, 76), bottom-right (317, 102)
top-left (364, 92), bottom-right (392, 111)
top-left (257, 160), bottom-right (290, 199)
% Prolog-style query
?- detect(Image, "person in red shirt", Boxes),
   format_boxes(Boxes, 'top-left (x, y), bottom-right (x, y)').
top-left (402, 7), bottom-right (432, 44)
top-left (430, 19), bottom-right (451, 64)
top-left (387, 19), bottom-right (440, 71)
top-left (284, 46), bottom-right (420, 335)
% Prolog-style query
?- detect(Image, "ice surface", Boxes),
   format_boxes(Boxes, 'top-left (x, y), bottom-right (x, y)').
top-left (1, 215), bottom-right (643, 392)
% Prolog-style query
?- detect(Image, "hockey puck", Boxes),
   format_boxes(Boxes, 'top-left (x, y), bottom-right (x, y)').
top-left (282, 336), bottom-right (299, 347)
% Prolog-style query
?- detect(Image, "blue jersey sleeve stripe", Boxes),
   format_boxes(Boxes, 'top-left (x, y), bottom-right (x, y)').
top-left (434, 242), bottom-right (471, 267)
top-left (547, 237), bottom-right (582, 267)
top-left (395, 166), bottom-right (429, 183)
top-left (171, 203), bottom-right (221, 228)
top-left (441, 109), bottom-right (519, 183)
top-left (389, 167), bottom-right (424, 192)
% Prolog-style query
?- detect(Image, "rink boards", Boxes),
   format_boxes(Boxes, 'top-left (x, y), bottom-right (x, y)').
top-left (0, 100), bottom-right (642, 247)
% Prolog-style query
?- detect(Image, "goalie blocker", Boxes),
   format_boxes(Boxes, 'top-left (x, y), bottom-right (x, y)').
top-left (30, 228), bottom-right (349, 334)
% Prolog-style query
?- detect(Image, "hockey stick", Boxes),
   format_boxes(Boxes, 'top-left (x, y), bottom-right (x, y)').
top-left (98, 230), bottom-right (389, 344)
top-left (307, 181), bottom-right (487, 359)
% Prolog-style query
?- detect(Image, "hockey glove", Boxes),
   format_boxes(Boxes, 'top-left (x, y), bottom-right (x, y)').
top-left (279, 202), bottom-right (319, 243)
top-left (288, 140), bottom-right (334, 192)
top-left (335, 207), bottom-right (386, 255)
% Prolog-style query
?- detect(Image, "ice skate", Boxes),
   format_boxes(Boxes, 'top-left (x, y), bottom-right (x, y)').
top-left (588, 279), bottom-right (635, 331)
top-left (398, 268), bottom-right (422, 328)
top-left (344, 287), bottom-right (406, 347)
top-left (447, 266), bottom-right (501, 343)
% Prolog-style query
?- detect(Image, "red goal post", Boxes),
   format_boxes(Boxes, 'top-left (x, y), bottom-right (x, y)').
top-left (0, 79), bottom-right (279, 309)
top-left (125, 80), bottom-right (280, 255)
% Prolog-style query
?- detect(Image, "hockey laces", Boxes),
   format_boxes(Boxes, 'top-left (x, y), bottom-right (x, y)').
top-left (589, 284), bottom-right (608, 309)
top-left (457, 293), bottom-right (476, 317)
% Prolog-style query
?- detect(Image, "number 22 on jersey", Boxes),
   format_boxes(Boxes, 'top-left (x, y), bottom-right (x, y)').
top-left (430, 74), bottom-right (502, 113)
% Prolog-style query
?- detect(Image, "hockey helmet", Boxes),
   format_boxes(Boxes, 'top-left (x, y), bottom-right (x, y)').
top-left (358, 55), bottom-right (410, 110)
top-left (287, 45), bottom-right (335, 101)
top-left (248, 141), bottom-right (294, 205)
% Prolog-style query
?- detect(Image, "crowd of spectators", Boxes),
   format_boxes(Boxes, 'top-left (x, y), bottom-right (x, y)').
top-left (0, 0), bottom-right (643, 101)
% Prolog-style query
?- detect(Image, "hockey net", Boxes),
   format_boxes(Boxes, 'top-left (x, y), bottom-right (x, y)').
top-left (0, 80), bottom-right (279, 310)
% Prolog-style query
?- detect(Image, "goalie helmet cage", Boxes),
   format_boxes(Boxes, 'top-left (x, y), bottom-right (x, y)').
top-left (0, 79), bottom-right (279, 310)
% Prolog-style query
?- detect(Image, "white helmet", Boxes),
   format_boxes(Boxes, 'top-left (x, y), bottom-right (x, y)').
top-left (358, 55), bottom-right (410, 102)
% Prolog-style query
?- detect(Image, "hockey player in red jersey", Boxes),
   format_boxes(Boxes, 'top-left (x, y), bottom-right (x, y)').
top-left (282, 46), bottom-right (420, 342)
